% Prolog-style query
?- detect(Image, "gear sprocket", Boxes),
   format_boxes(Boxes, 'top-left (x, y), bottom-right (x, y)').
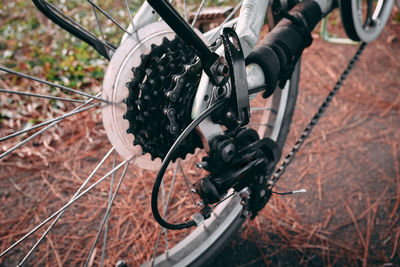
top-left (123, 36), bottom-right (203, 161)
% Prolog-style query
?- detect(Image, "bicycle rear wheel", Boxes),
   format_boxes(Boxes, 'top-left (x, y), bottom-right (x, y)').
top-left (0, 1), bottom-right (299, 265)
top-left (340, 0), bottom-right (395, 42)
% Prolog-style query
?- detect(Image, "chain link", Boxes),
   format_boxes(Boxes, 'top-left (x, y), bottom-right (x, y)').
top-left (268, 42), bottom-right (368, 189)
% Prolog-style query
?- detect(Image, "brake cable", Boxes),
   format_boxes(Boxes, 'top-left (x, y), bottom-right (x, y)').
top-left (151, 99), bottom-right (225, 230)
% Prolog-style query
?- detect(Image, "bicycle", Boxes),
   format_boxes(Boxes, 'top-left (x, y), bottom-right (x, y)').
top-left (0, 0), bottom-right (396, 266)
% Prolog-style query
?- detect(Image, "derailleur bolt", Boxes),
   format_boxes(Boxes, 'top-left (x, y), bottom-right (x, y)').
top-left (195, 161), bottom-right (208, 169)
top-left (216, 63), bottom-right (229, 76)
top-left (260, 189), bottom-right (266, 197)
top-left (240, 191), bottom-right (249, 199)
top-left (170, 125), bottom-right (178, 133)
top-left (215, 86), bottom-right (227, 98)
top-left (168, 109), bottom-right (176, 116)
top-left (221, 143), bottom-right (236, 163)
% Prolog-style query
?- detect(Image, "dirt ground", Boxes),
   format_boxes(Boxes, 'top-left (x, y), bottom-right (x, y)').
top-left (1, 5), bottom-right (400, 267)
top-left (212, 9), bottom-right (400, 267)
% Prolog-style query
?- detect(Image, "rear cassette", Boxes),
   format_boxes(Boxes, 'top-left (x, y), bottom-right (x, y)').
top-left (123, 37), bottom-right (203, 160)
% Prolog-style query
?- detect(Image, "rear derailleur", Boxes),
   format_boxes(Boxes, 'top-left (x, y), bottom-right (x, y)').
top-left (191, 28), bottom-right (282, 221)
top-left (193, 127), bottom-right (281, 219)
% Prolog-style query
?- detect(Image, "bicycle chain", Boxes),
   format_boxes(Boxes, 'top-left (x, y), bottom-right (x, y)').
top-left (267, 42), bottom-right (367, 189)
top-left (123, 36), bottom-right (203, 161)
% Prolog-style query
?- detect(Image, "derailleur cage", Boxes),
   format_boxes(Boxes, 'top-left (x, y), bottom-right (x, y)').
top-left (193, 128), bottom-right (281, 217)
top-left (193, 28), bottom-right (280, 216)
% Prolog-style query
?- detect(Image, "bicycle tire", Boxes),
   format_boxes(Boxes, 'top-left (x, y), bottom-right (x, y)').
top-left (339, 0), bottom-right (395, 42)
top-left (0, 1), bottom-right (299, 266)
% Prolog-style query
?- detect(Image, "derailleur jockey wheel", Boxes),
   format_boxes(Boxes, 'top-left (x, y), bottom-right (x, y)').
top-left (193, 128), bottom-right (281, 218)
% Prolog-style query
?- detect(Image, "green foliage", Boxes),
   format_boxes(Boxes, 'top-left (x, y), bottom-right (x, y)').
top-left (393, 12), bottom-right (400, 24)
top-left (0, 0), bottom-right (239, 94)
top-left (0, 0), bottom-right (127, 92)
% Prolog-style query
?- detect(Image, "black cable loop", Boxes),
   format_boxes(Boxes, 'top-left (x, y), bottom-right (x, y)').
top-left (151, 99), bottom-right (225, 229)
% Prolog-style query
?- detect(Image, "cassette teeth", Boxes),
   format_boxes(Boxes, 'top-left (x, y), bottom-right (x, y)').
top-left (123, 36), bottom-right (203, 161)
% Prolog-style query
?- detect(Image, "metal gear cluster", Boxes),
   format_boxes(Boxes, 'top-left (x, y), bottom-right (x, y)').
top-left (123, 36), bottom-right (203, 161)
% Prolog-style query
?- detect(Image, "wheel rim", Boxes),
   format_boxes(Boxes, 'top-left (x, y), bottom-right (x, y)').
top-left (341, 0), bottom-right (394, 42)
top-left (0, 1), bottom-right (295, 266)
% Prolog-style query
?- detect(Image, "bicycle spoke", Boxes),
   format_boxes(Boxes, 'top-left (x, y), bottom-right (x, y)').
top-left (40, 0), bottom-right (116, 55)
top-left (364, 0), bottom-right (373, 27)
top-left (151, 227), bottom-right (163, 266)
top-left (12, 160), bottom-right (127, 258)
top-left (91, 6), bottom-right (112, 59)
top-left (184, 0), bottom-right (188, 21)
top-left (0, 95), bottom-right (99, 143)
top-left (213, 192), bottom-right (235, 208)
top-left (123, 0), bottom-right (134, 29)
top-left (0, 148), bottom-right (116, 259)
top-left (250, 107), bottom-right (277, 114)
top-left (0, 103), bottom-right (100, 159)
top-left (249, 122), bottom-right (273, 129)
top-left (101, 151), bottom-right (117, 266)
top-left (86, 0), bottom-right (130, 34)
top-left (191, 0), bottom-right (206, 27)
top-left (160, 177), bottom-right (167, 257)
top-left (84, 161), bottom-right (130, 267)
top-left (206, 1), bottom-right (242, 42)
top-left (16, 148), bottom-right (116, 266)
top-left (164, 163), bottom-right (180, 254)
top-left (178, 163), bottom-right (197, 208)
top-left (164, 224), bottom-right (168, 256)
top-left (0, 88), bottom-right (85, 103)
top-left (151, 162), bottom-right (179, 261)
top-left (0, 66), bottom-right (108, 104)
top-left (91, 5), bottom-right (106, 42)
